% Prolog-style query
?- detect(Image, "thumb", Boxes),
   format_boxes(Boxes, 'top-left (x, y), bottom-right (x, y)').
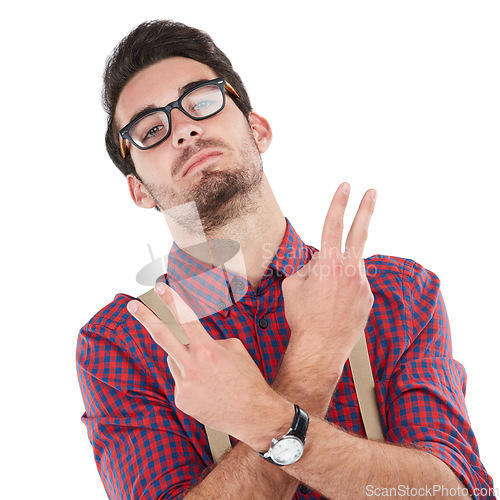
top-left (282, 253), bottom-right (317, 294)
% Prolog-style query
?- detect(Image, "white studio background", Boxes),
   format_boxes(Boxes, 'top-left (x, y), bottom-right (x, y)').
top-left (1, 1), bottom-right (498, 498)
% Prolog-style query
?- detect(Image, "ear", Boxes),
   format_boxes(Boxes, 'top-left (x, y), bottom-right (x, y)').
top-left (248, 112), bottom-right (273, 153)
top-left (127, 174), bottom-right (157, 209)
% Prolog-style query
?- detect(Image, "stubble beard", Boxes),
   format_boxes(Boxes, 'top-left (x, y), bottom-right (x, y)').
top-left (145, 134), bottom-right (264, 237)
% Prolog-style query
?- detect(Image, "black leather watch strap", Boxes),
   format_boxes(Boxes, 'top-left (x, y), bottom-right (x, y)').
top-left (258, 404), bottom-right (309, 466)
top-left (290, 404), bottom-right (309, 440)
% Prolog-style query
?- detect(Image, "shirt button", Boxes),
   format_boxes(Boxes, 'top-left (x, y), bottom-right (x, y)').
top-left (216, 299), bottom-right (226, 310)
top-left (258, 318), bottom-right (268, 328)
top-left (299, 484), bottom-right (308, 494)
top-left (233, 280), bottom-right (246, 292)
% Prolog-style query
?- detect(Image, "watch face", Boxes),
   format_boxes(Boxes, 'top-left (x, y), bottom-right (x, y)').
top-left (270, 436), bottom-right (304, 466)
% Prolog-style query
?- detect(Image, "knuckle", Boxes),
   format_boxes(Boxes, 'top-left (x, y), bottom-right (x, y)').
top-left (365, 290), bottom-right (375, 309)
top-left (333, 220), bottom-right (344, 232)
top-left (342, 247), bottom-right (353, 260)
top-left (341, 263), bottom-right (362, 280)
top-left (182, 363), bottom-right (197, 380)
top-left (281, 275), bottom-right (293, 290)
top-left (229, 337), bottom-right (244, 351)
top-left (359, 228), bottom-right (369, 242)
top-left (196, 345), bottom-right (215, 363)
top-left (175, 391), bottom-right (187, 412)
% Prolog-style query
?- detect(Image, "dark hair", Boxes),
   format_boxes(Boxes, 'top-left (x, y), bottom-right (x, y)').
top-left (102, 20), bottom-right (252, 180)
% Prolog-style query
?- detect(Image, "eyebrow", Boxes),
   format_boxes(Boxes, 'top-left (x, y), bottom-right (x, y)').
top-left (125, 104), bottom-right (158, 128)
top-left (124, 78), bottom-right (214, 128)
top-left (178, 78), bottom-right (212, 97)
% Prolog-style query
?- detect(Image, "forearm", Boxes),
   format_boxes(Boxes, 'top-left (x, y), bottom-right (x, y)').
top-left (185, 344), bottom-right (345, 498)
top-left (183, 347), bottom-right (313, 498)
top-left (279, 415), bottom-right (472, 499)
top-left (184, 441), bottom-right (298, 499)
top-left (184, 338), bottom-right (343, 499)
top-left (272, 340), bottom-right (344, 417)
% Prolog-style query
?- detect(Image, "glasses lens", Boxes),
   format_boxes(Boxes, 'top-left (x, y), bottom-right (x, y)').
top-left (181, 84), bottom-right (224, 119)
top-left (129, 111), bottom-right (170, 149)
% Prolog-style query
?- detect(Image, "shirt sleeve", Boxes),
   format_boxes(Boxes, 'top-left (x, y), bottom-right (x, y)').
top-left (383, 261), bottom-right (496, 500)
top-left (76, 304), bottom-right (210, 500)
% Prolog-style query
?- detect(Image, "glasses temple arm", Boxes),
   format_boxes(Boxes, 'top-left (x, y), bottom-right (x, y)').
top-left (225, 82), bottom-right (240, 99)
top-left (120, 138), bottom-right (127, 159)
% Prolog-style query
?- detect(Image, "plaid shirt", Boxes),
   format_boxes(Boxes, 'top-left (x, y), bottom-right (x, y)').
top-left (76, 218), bottom-right (495, 500)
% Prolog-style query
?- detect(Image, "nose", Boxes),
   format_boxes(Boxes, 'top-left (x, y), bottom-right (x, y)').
top-left (170, 109), bottom-right (204, 148)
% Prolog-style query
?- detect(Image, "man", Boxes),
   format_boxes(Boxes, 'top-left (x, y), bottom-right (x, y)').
top-left (76, 20), bottom-right (495, 499)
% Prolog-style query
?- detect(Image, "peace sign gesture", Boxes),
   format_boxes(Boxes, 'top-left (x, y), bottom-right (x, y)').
top-left (281, 182), bottom-right (377, 365)
top-left (126, 283), bottom-right (293, 451)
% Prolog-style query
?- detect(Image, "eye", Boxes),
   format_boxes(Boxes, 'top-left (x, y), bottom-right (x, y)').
top-left (130, 111), bottom-right (169, 147)
top-left (182, 85), bottom-right (223, 117)
top-left (144, 124), bottom-right (164, 141)
top-left (192, 99), bottom-right (216, 112)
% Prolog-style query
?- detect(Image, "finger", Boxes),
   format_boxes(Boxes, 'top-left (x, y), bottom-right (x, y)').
top-left (167, 355), bottom-right (184, 380)
top-left (155, 284), bottom-right (213, 345)
top-left (320, 182), bottom-right (351, 257)
top-left (155, 283), bottom-right (199, 324)
top-left (344, 189), bottom-right (377, 260)
top-left (217, 337), bottom-right (244, 352)
top-left (127, 299), bottom-right (188, 365)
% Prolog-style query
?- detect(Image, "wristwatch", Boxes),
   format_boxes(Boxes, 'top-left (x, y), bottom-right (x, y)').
top-left (259, 404), bottom-right (309, 466)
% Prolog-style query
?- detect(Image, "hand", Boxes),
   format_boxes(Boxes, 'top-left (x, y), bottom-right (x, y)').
top-left (281, 183), bottom-right (376, 367)
top-left (127, 286), bottom-right (294, 451)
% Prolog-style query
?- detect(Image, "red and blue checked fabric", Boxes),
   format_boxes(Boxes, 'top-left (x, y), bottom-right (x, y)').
top-left (76, 218), bottom-right (495, 500)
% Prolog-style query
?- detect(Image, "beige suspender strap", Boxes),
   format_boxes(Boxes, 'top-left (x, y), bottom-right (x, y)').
top-left (348, 333), bottom-right (385, 441)
top-left (204, 427), bottom-right (232, 463)
top-left (138, 289), bottom-right (189, 344)
top-left (138, 289), bottom-right (232, 463)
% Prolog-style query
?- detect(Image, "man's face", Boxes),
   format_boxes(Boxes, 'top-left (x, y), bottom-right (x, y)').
top-left (115, 57), bottom-right (272, 234)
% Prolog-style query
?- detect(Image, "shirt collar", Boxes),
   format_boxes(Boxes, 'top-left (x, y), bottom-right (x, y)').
top-left (266, 217), bottom-right (313, 278)
top-left (157, 218), bottom-right (315, 319)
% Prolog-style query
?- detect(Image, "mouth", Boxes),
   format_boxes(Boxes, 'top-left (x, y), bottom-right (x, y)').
top-left (180, 149), bottom-right (224, 178)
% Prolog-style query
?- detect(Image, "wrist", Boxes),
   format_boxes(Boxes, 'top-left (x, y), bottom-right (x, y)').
top-left (282, 337), bottom-right (345, 382)
top-left (273, 339), bottom-right (344, 417)
top-left (247, 396), bottom-right (295, 453)
top-left (258, 404), bottom-right (310, 467)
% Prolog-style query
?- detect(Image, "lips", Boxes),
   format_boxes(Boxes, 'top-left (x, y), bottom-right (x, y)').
top-left (180, 149), bottom-right (223, 178)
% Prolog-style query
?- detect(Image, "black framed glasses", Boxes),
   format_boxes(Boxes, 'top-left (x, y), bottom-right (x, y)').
top-left (119, 78), bottom-right (240, 158)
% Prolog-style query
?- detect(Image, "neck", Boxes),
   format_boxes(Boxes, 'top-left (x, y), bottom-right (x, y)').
top-left (163, 174), bottom-right (286, 290)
